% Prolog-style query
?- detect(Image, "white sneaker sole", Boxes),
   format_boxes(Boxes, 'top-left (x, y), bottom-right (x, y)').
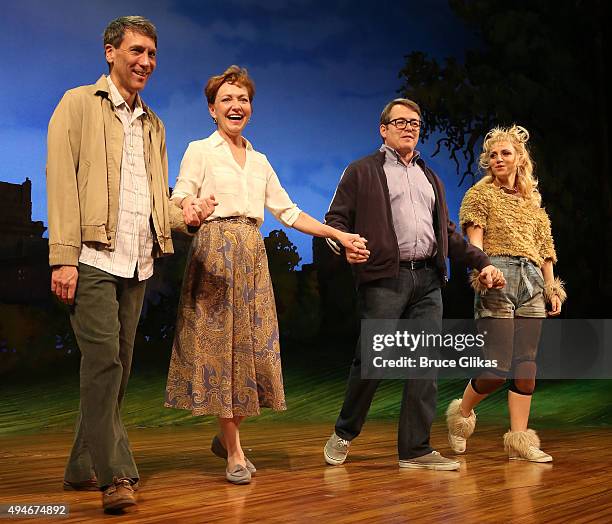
top-left (399, 460), bottom-right (460, 471)
top-left (324, 448), bottom-right (348, 466)
top-left (509, 455), bottom-right (553, 463)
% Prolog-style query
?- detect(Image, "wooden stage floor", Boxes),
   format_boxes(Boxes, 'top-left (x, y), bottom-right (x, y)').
top-left (1, 422), bottom-right (610, 523)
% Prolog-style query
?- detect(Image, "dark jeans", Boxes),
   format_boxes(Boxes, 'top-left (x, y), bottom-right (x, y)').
top-left (64, 263), bottom-right (146, 488)
top-left (334, 265), bottom-right (442, 460)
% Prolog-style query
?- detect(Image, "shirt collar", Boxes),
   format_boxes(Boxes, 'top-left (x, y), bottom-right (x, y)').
top-left (380, 144), bottom-right (420, 166)
top-left (210, 130), bottom-right (254, 151)
top-left (106, 75), bottom-right (146, 116)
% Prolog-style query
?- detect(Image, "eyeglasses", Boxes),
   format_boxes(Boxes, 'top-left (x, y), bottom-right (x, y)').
top-left (386, 118), bottom-right (421, 130)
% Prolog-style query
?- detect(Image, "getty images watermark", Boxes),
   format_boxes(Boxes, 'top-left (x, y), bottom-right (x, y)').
top-left (371, 329), bottom-right (494, 369)
top-left (361, 319), bottom-right (612, 380)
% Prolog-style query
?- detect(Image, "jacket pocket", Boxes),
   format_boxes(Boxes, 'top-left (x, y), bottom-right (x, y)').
top-left (78, 159), bottom-right (108, 228)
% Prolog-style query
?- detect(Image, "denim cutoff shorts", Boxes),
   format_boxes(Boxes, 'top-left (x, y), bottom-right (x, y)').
top-left (474, 256), bottom-right (546, 319)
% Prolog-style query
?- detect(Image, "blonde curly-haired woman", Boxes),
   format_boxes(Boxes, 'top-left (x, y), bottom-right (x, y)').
top-left (446, 125), bottom-right (566, 462)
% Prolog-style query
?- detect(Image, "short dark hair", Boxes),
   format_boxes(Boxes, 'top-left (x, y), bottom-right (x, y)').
top-left (380, 98), bottom-right (421, 125)
top-left (103, 16), bottom-right (157, 48)
top-left (205, 65), bottom-right (255, 104)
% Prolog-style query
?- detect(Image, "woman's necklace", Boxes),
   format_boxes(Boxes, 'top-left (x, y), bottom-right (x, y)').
top-left (493, 177), bottom-right (518, 195)
top-left (499, 184), bottom-right (518, 195)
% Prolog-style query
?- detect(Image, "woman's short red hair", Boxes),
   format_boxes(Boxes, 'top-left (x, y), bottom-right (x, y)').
top-left (205, 65), bottom-right (255, 104)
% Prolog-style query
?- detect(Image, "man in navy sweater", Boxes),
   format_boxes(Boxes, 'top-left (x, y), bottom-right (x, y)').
top-left (323, 98), bottom-right (503, 470)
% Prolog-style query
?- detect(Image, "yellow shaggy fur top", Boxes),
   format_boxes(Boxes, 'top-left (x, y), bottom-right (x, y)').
top-left (459, 182), bottom-right (557, 268)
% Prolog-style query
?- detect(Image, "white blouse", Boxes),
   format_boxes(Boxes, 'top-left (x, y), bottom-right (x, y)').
top-left (171, 131), bottom-right (301, 227)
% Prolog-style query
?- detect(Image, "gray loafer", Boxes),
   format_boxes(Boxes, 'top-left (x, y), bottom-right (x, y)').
top-left (211, 435), bottom-right (256, 474)
top-left (226, 464), bottom-right (251, 485)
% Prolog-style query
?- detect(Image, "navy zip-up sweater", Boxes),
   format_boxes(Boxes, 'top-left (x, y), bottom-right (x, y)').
top-left (325, 150), bottom-right (490, 287)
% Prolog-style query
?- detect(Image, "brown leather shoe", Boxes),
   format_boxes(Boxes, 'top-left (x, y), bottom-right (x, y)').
top-left (64, 478), bottom-right (139, 492)
top-left (102, 477), bottom-right (136, 513)
top-left (63, 478), bottom-right (98, 491)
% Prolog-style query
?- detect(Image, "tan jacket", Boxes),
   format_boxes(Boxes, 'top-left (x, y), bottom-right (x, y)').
top-left (46, 75), bottom-right (187, 267)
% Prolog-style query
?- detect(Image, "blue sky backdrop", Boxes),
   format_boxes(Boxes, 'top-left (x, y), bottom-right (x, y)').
top-left (1, 0), bottom-right (477, 264)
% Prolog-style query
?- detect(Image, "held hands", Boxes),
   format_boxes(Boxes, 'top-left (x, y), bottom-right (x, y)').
top-left (181, 195), bottom-right (218, 226)
top-left (478, 264), bottom-right (506, 289)
top-left (338, 233), bottom-right (370, 264)
top-left (194, 195), bottom-right (218, 221)
top-left (51, 265), bottom-right (78, 305)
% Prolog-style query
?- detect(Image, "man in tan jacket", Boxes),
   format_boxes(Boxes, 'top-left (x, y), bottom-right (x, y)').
top-left (46, 16), bottom-right (215, 513)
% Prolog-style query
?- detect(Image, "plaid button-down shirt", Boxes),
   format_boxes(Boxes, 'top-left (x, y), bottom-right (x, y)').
top-left (79, 76), bottom-right (154, 281)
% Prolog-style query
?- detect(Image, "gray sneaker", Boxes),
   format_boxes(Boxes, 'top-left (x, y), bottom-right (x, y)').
top-left (399, 451), bottom-right (460, 471)
top-left (324, 432), bottom-right (351, 465)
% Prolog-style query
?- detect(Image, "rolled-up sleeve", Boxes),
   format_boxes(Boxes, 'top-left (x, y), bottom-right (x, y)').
top-left (171, 142), bottom-right (206, 204)
top-left (264, 162), bottom-right (301, 226)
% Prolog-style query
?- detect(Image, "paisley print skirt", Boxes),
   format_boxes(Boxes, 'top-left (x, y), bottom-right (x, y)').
top-left (164, 217), bottom-right (286, 417)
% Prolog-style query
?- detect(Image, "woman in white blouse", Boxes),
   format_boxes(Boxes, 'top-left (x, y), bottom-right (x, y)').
top-left (164, 66), bottom-right (368, 484)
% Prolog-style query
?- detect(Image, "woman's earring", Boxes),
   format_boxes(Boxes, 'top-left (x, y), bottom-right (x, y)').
top-left (212, 117), bottom-right (218, 124)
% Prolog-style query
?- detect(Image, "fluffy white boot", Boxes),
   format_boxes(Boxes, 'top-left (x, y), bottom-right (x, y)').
top-left (446, 399), bottom-right (476, 453)
top-left (503, 429), bottom-right (552, 462)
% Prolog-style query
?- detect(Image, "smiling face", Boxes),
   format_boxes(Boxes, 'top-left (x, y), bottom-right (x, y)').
top-left (208, 82), bottom-right (252, 139)
top-left (380, 104), bottom-right (420, 159)
top-left (488, 141), bottom-right (519, 182)
top-left (105, 30), bottom-right (156, 104)
top-left (380, 104), bottom-right (420, 158)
